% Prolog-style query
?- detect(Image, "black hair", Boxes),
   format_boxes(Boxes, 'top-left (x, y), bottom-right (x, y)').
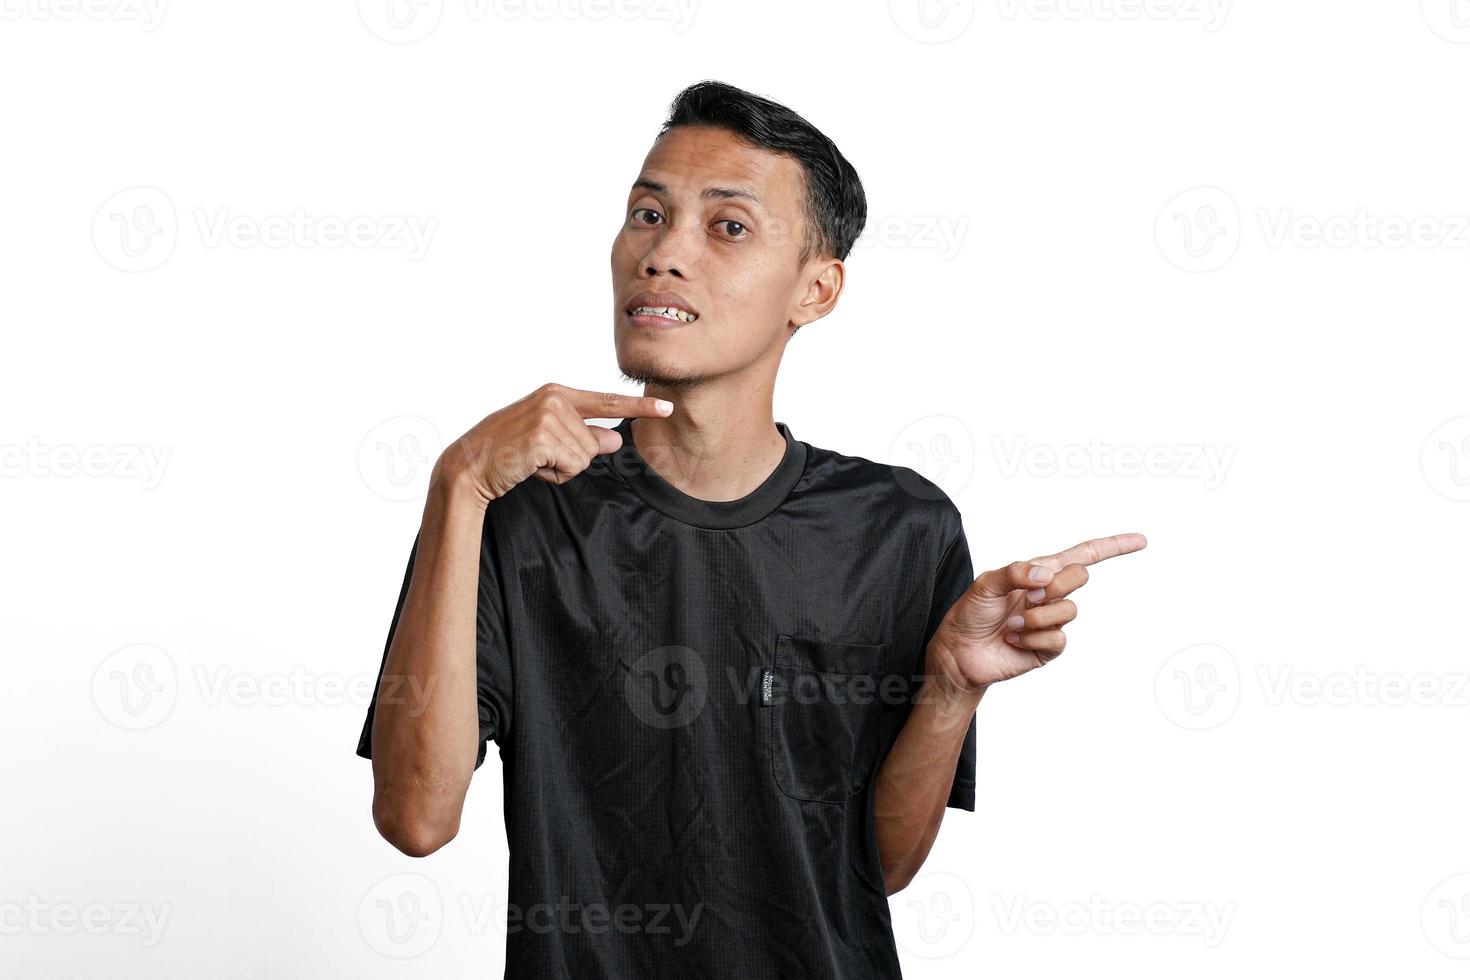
top-left (656, 80), bottom-right (867, 265)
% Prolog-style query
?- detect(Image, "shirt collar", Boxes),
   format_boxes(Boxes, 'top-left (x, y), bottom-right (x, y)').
top-left (610, 416), bottom-right (806, 530)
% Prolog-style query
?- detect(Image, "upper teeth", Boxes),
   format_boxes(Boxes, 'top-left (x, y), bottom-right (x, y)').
top-left (633, 306), bottom-right (697, 322)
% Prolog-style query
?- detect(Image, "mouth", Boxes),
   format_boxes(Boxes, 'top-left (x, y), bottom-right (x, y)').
top-left (628, 306), bottom-right (699, 325)
top-left (624, 291), bottom-right (700, 327)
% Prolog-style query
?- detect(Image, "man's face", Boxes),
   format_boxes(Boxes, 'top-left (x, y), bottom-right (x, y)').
top-left (611, 124), bottom-right (832, 389)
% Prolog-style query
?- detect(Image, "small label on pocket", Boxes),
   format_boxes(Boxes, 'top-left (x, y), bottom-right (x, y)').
top-left (761, 669), bottom-right (774, 706)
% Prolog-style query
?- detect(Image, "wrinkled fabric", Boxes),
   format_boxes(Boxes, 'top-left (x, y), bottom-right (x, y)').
top-left (357, 417), bottom-right (977, 979)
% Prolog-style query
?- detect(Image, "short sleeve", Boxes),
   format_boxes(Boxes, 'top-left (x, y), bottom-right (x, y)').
top-left (926, 523), bottom-right (977, 811)
top-left (355, 512), bottom-right (515, 771)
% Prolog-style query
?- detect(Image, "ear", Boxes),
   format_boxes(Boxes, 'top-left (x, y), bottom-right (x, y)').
top-left (789, 259), bottom-right (845, 331)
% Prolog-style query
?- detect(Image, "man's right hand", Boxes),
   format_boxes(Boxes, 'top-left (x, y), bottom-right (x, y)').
top-left (432, 383), bottom-right (674, 507)
top-left (367, 385), bottom-right (670, 857)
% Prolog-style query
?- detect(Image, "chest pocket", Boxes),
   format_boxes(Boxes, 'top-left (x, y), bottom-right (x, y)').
top-left (766, 633), bottom-right (888, 804)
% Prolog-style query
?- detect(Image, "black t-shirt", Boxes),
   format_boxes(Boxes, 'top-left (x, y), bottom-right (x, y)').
top-left (357, 416), bottom-right (977, 979)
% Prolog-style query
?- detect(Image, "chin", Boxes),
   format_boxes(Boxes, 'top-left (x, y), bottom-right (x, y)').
top-left (616, 350), bottom-right (705, 390)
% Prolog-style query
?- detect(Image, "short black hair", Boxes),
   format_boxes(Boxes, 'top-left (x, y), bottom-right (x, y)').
top-left (656, 80), bottom-right (867, 265)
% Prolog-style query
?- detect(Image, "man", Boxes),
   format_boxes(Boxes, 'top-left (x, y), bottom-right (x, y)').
top-left (357, 79), bottom-right (1145, 978)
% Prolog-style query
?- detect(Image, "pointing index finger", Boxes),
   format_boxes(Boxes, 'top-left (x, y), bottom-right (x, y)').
top-left (1046, 532), bottom-right (1148, 568)
top-left (561, 387), bottom-right (674, 420)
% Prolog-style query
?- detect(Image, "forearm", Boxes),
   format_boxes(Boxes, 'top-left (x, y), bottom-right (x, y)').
top-left (874, 670), bottom-right (983, 894)
top-left (369, 475), bottom-right (485, 855)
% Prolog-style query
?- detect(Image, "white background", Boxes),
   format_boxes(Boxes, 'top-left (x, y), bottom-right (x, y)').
top-left (3, 0), bottom-right (1469, 977)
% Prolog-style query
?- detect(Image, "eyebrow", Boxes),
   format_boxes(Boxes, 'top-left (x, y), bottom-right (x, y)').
top-left (632, 178), bottom-right (763, 208)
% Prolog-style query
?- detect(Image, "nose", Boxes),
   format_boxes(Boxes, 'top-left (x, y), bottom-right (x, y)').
top-left (646, 262), bottom-right (683, 279)
top-left (642, 243), bottom-right (685, 279)
top-left (638, 220), bottom-right (703, 280)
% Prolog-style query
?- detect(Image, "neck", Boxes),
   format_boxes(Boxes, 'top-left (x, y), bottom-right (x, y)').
top-left (630, 371), bottom-right (787, 503)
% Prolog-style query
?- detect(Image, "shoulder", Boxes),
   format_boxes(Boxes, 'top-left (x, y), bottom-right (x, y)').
top-left (797, 437), bottom-right (965, 544)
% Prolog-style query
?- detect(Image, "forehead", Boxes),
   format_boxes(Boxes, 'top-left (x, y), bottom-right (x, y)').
top-left (634, 125), bottom-right (805, 216)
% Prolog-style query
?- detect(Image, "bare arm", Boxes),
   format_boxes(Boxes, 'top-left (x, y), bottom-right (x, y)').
top-left (365, 383), bottom-right (674, 857)
top-left (874, 532), bottom-right (1148, 893)
top-left (874, 675), bottom-right (982, 894)
top-left (368, 477), bottom-right (485, 857)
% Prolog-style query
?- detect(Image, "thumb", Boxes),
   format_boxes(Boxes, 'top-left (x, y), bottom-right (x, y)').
top-left (588, 424), bottom-right (622, 455)
top-left (972, 560), bottom-right (1054, 599)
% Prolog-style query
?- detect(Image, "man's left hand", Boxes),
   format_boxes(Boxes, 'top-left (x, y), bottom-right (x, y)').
top-left (925, 532), bottom-right (1148, 695)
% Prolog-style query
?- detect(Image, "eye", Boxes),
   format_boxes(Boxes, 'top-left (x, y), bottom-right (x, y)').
top-left (716, 219), bottom-right (748, 239)
top-left (630, 207), bottom-right (663, 227)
